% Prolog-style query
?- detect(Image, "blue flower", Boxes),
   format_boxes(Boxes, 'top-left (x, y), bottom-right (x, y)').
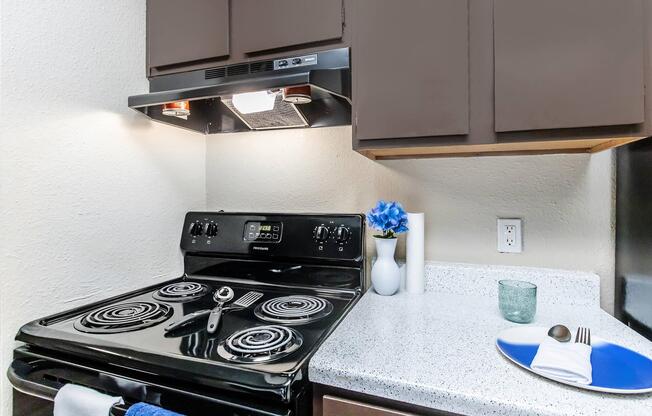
top-left (366, 200), bottom-right (409, 238)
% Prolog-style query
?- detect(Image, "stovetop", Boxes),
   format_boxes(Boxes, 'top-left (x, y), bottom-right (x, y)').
top-left (18, 275), bottom-right (357, 399)
top-left (15, 212), bottom-right (365, 405)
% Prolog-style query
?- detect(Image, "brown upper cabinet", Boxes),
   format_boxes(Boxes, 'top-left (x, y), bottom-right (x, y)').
top-left (355, 0), bottom-right (648, 159)
top-left (144, 0), bottom-right (650, 159)
top-left (231, 0), bottom-right (344, 55)
top-left (147, 0), bottom-right (230, 74)
top-left (494, 0), bottom-right (645, 132)
top-left (351, 0), bottom-right (470, 142)
top-left (147, 0), bottom-right (346, 76)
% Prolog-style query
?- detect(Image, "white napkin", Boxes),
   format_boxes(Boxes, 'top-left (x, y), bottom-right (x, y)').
top-left (53, 384), bottom-right (124, 416)
top-left (530, 337), bottom-right (593, 385)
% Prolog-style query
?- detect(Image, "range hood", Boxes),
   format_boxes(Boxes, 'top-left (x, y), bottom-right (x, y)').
top-left (128, 48), bottom-right (351, 134)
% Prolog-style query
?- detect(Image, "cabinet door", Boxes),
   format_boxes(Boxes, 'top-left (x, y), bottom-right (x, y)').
top-left (494, 0), bottom-right (644, 132)
top-left (147, 0), bottom-right (229, 71)
top-left (232, 0), bottom-right (343, 54)
top-left (352, 0), bottom-right (469, 141)
top-left (323, 395), bottom-right (416, 416)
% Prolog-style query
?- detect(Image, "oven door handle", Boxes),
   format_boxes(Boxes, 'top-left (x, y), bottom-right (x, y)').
top-left (7, 358), bottom-right (129, 416)
top-left (7, 358), bottom-right (58, 401)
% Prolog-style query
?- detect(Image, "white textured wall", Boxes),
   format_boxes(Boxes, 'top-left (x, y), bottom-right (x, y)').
top-left (0, 1), bottom-right (618, 413)
top-left (206, 127), bottom-right (615, 311)
top-left (0, 1), bottom-right (206, 414)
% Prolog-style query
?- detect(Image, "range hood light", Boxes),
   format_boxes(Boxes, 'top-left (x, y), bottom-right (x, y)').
top-left (231, 91), bottom-right (277, 114)
top-left (162, 101), bottom-right (190, 119)
top-left (283, 86), bottom-right (312, 105)
top-left (128, 48), bottom-right (352, 134)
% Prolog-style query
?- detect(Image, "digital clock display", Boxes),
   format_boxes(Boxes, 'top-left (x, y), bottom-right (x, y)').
top-left (244, 221), bottom-right (282, 242)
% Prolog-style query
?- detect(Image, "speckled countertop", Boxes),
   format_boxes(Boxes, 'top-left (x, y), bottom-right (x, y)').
top-left (309, 262), bottom-right (652, 416)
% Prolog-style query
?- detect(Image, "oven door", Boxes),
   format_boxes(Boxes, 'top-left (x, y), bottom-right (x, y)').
top-left (9, 347), bottom-right (304, 416)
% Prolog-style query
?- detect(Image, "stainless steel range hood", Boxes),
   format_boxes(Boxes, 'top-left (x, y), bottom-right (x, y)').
top-left (128, 48), bottom-right (351, 134)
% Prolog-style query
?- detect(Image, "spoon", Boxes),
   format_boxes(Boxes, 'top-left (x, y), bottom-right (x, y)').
top-left (206, 286), bottom-right (234, 334)
top-left (548, 324), bottom-right (571, 342)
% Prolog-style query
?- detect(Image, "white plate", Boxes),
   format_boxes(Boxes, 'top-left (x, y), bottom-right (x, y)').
top-left (496, 326), bottom-right (652, 394)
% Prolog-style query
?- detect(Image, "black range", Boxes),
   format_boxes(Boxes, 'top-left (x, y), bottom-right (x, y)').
top-left (9, 212), bottom-right (365, 416)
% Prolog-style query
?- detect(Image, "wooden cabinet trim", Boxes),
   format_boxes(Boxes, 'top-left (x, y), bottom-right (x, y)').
top-left (356, 136), bottom-right (645, 160)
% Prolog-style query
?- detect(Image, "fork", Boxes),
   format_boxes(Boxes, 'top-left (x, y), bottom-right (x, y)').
top-left (165, 291), bottom-right (263, 332)
top-left (575, 327), bottom-right (591, 346)
top-left (223, 291), bottom-right (263, 311)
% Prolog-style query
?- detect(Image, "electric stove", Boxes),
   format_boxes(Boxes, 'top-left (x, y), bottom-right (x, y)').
top-left (9, 212), bottom-right (365, 416)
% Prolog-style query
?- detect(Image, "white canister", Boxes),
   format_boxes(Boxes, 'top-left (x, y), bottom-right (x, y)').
top-left (406, 212), bottom-right (425, 294)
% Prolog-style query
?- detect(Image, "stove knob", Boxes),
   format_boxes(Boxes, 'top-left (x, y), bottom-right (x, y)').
top-left (206, 223), bottom-right (219, 237)
top-left (189, 221), bottom-right (204, 236)
top-left (335, 226), bottom-right (350, 243)
top-left (314, 226), bottom-right (330, 242)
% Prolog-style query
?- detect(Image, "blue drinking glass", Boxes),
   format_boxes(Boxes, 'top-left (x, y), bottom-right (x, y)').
top-left (498, 280), bottom-right (537, 323)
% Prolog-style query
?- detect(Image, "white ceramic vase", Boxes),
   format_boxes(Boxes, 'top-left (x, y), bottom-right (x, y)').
top-left (371, 237), bottom-right (400, 296)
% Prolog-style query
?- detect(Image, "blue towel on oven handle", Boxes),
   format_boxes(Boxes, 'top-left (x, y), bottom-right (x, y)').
top-left (125, 402), bottom-right (185, 416)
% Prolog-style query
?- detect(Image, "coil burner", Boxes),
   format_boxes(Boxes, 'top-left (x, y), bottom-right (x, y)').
top-left (217, 325), bottom-right (303, 363)
top-left (254, 295), bottom-right (333, 325)
top-left (74, 302), bottom-right (172, 334)
top-left (153, 281), bottom-right (210, 302)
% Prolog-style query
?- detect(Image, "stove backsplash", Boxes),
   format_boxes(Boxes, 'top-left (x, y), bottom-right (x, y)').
top-left (205, 126), bottom-right (616, 312)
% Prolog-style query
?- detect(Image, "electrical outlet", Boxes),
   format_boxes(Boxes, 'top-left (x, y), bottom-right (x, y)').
top-left (497, 218), bottom-right (523, 253)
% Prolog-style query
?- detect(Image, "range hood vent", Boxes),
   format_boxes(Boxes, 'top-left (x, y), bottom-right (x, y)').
top-left (250, 60), bottom-right (274, 73)
top-left (223, 94), bottom-right (308, 130)
top-left (128, 48), bottom-right (351, 135)
top-left (226, 64), bottom-right (249, 77)
top-left (205, 67), bottom-right (226, 80)
top-left (204, 59), bottom-right (275, 80)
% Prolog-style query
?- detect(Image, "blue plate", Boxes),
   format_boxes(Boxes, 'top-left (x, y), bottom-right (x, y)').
top-left (496, 326), bottom-right (652, 394)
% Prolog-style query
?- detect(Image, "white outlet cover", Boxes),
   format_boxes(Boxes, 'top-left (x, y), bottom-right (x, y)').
top-left (497, 218), bottom-right (523, 253)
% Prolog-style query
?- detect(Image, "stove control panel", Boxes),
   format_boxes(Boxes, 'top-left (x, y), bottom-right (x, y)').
top-left (187, 219), bottom-right (219, 238)
top-left (189, 221), bottom-right (204, 236)
top-left (244, 221), bottom-right (282, 243)
top-left (181, 212), bottom-right (364, 263)
top-left (206, 223), bottom-right (219, 237)
top-left (314, 225), bottom-right (330, 242)
top-left (335, 225), bottom-right (350, 242)
top-left (312, 224), bottom-right (351, 244)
